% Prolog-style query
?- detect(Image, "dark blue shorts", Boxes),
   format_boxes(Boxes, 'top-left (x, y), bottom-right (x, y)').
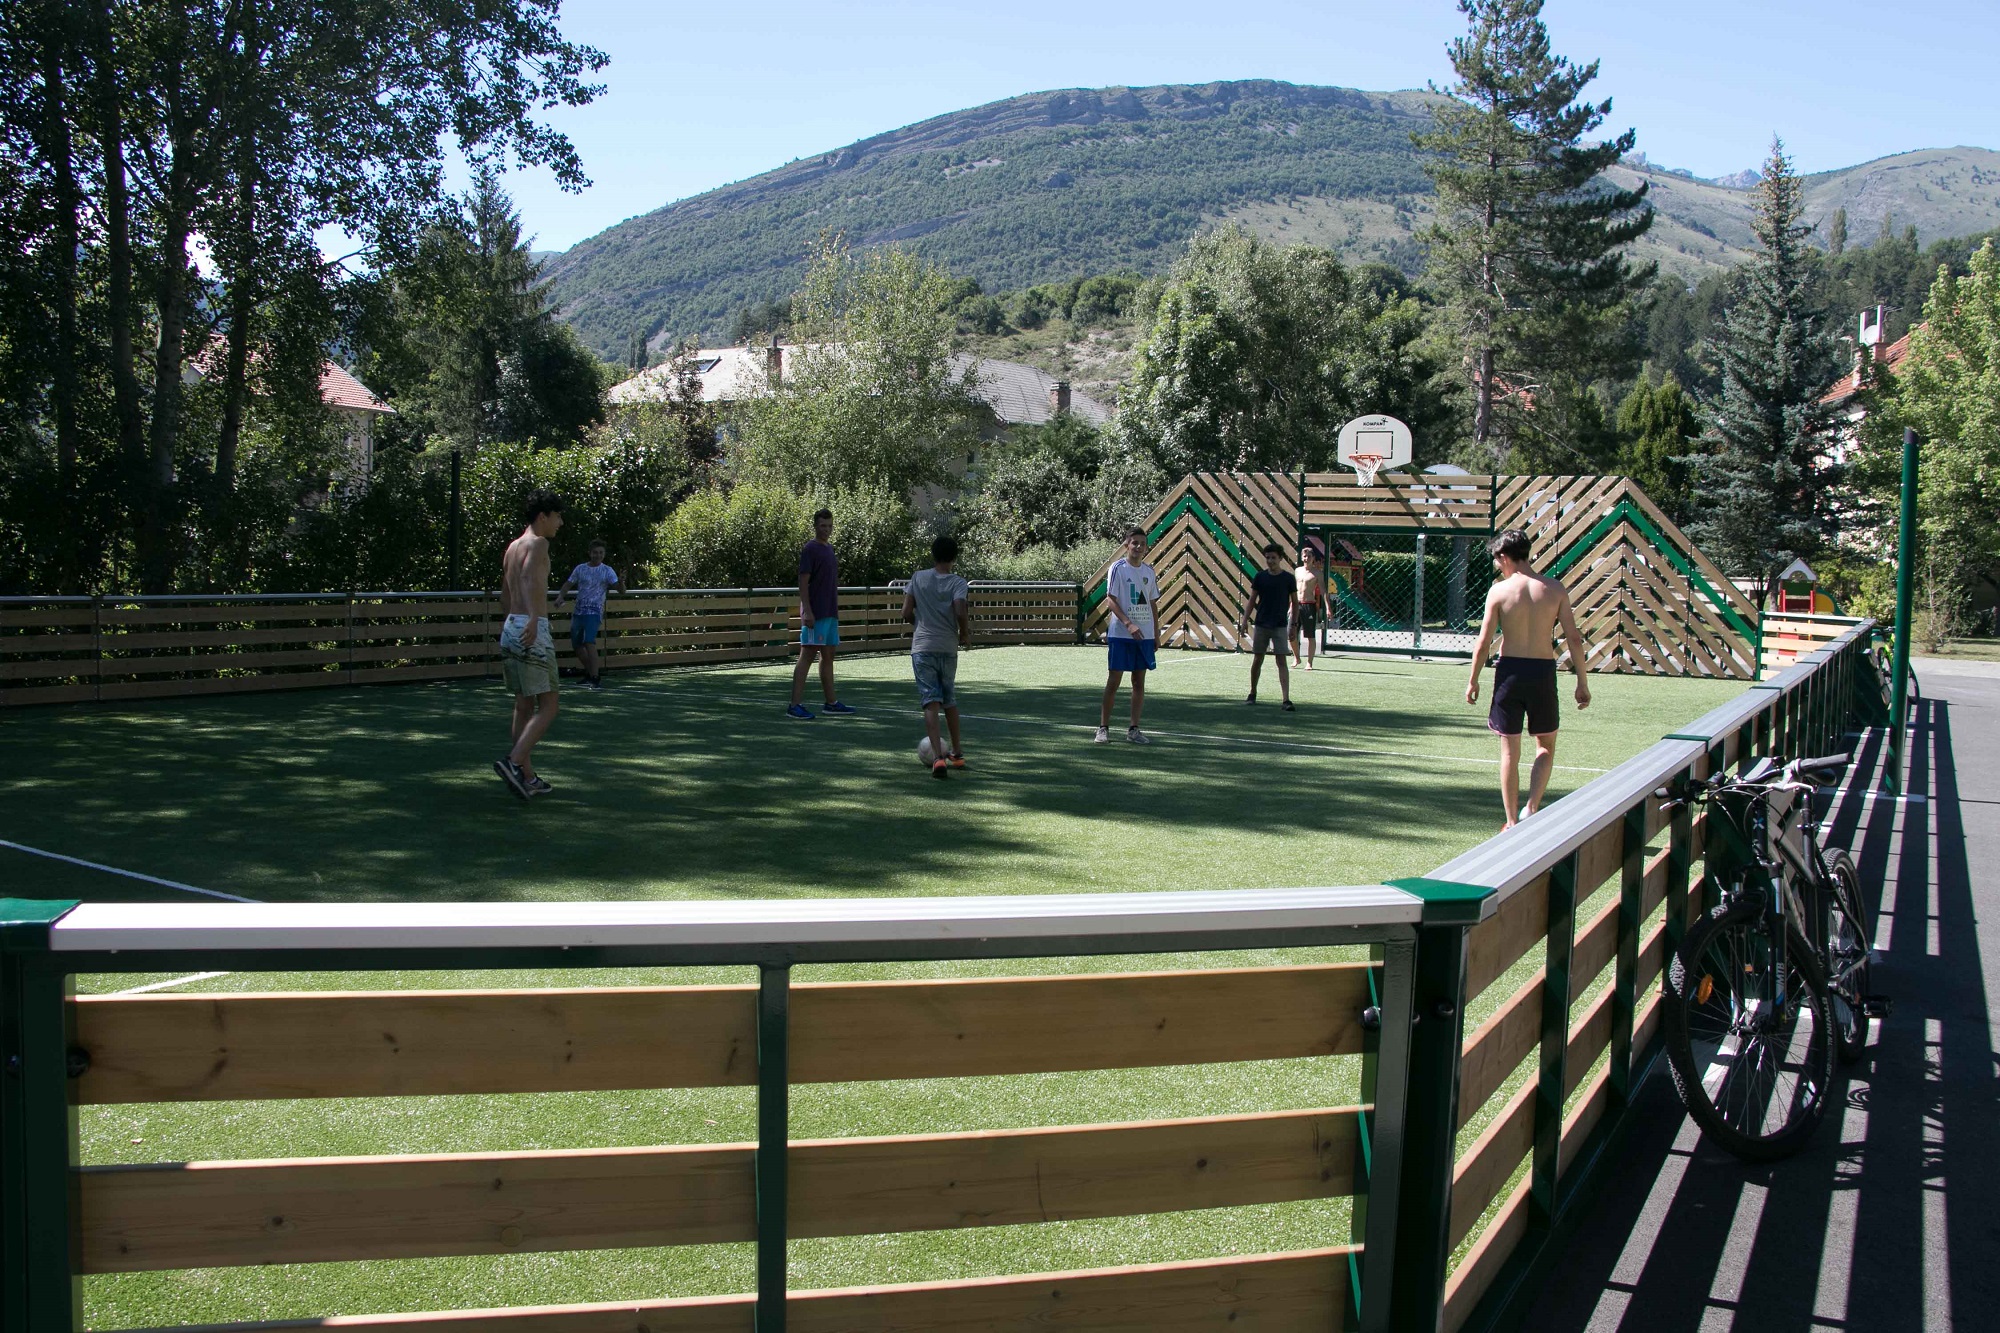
top-left (569, 611), bottom-right (602, 646)
top-left (1489, 656), bottom-right (1560, 736)
top-left (1107, 638), bottom-right (1157, 673)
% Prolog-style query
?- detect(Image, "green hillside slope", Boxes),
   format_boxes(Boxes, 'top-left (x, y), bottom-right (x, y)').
top-left (542, 79), bottom-right (2000, 359)
top-left (545, 81), bottom-right (1434, 356)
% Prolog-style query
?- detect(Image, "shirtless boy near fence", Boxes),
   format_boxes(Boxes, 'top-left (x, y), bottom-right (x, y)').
top-left (1465, 527), bottom-right (1591, 829)
top-left (495, 490), bottom-right (565, 799)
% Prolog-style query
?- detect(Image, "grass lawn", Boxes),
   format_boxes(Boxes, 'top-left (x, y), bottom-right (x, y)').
top-left (1914, 637), bottom-right (2000, 663)
top-left (0, 646), bottom-right (1745, 1329)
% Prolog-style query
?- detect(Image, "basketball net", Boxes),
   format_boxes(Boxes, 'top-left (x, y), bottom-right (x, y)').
top-left (1350, 454), bottom-right (1386, 487)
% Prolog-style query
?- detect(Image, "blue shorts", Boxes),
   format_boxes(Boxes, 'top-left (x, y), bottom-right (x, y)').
top-left (802, 617), bottom-right (839, 648)
top-left (912, 651), bottom-right (958, 707)
top-left (1107, 637), bottom-right (1157, 673)
top-left (569, 611), bottom-right (601, 646)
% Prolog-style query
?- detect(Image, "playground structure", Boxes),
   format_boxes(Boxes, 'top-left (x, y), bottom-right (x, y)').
top-left (1088, 472), bottom-right (1764, 679)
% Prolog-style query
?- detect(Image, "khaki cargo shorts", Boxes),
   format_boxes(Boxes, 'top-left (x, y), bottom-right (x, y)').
top-left (499, 615), bottom-right (559, 697)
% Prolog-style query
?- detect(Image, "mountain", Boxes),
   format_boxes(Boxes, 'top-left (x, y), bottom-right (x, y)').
top-left (540, 80), bottom-right (2000, 358)
top-left (544, 81), bottom-right (1435, 356)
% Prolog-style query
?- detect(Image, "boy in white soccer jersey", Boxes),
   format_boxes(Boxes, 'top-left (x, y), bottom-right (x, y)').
top-left (1097, 526), bottom-right (1159, 744)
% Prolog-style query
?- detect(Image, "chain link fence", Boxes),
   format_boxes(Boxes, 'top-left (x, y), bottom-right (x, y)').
top-left (1313, 530), bottom-right (1493, 658)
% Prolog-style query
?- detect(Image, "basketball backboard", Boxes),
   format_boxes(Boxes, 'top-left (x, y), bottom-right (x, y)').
top-left (1336, 414), bottom-right (1413, 484)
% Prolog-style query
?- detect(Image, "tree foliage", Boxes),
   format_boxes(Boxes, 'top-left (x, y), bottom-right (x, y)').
top-left (1615, 371), bottom-right (1699, 521)
top-left (732, 233), bottom-right (983, 493)
top-left (1118, 225), bottom-right (1458, 474)
top-left (1414, 0), bottom-right (1653, 465)
top-left (953, 415), bottom-right (1169, 562)
top-left (1853, 240), bottom-right (2000, 638)
top-left (1685, 141), bottom-right (1842, 584)
top-left (0, 0), bottom-right (604, 593)
top-left (360, 170), bottom-right (606, 453)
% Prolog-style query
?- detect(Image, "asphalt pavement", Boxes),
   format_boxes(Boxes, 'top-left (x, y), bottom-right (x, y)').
top-left (1522, 658), bottom-right (2000, 1333)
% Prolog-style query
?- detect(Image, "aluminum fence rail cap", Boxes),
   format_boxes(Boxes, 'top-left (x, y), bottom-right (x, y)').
top-left (47, 887), bottom-right (1423, 954)
top-left (1401, 736), bottom-right (1706, 919)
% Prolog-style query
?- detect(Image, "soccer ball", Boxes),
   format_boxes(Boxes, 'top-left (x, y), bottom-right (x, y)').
top-left (918, 736), bottom-right (937, 766)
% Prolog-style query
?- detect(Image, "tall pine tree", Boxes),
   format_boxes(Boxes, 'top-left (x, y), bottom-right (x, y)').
top-left (1415, 0), bottom-right (1654, 467)
top-left (1685, 140), bottom-right (1842, 590)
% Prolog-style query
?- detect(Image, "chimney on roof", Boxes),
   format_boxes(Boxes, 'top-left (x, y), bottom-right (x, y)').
top-left (1855, 305), bottom-right (1884, 384)
top-left (1049, 379), bottom-right (1071, 417)
top-left (767, 333), bottom-right (782, 387)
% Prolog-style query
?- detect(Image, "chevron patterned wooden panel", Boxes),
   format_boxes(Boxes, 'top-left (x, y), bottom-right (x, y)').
top-left (1558, 520), bottom-right (1755, 679)
top-left (1087, 471), bottom-right (1754, 677)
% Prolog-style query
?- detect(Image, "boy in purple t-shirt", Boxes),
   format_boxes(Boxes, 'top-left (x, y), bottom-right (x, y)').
top-left (788, 507), bottom-right (855, 720)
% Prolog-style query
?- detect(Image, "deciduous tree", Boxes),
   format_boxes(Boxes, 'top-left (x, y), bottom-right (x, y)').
top-left (733, 232), bottom-right (982, 494)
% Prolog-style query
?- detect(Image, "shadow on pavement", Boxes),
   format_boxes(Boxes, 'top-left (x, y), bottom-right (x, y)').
top-left (1523, 689), bottom-right (2000, 1331)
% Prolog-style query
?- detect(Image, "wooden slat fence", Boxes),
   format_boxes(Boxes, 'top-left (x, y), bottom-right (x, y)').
top-left (1085, 471), bottom-right (1301, 647)
top-left (65, 963), bottom-right (1378, 1330)
top-left (1759, 610), bottom-right (1873, 677)
top-left (0, 583), bottom-right (1081, 707)
top-left (1083, 472), bottom-right (1759, 677)
top-left (1303, 474), bottom-right (1497, 531)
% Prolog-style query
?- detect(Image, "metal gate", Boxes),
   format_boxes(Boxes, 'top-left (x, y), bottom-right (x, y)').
top-left (1312, 529), bottom-right (1493, 659)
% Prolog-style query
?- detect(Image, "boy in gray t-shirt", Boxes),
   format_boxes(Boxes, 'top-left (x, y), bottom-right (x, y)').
top-left (901, 535), bottom-right (972, 779)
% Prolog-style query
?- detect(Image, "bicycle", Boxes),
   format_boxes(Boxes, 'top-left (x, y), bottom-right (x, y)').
top-left (1658, 752), bottom-right (1888, 1161)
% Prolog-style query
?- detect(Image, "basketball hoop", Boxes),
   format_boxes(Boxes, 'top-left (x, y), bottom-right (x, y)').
top-left (1336, 415), bottom-right (1413, 489)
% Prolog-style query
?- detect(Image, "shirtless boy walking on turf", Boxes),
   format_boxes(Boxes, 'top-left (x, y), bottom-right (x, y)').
top-left (1293, 543), bottom-right (1328, 670)
top-left (1465, 528), bottom-right (1590, 829)
top-left (495, 490), bottom-right (564, 799)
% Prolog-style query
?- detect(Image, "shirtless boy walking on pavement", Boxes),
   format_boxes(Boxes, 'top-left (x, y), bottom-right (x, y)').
top-left (1465, 528), bottom-right (1591, 829)
top-left (495, 490), bottom-right (564, 799)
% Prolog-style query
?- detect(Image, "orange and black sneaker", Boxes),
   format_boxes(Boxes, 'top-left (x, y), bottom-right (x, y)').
top-left (931, 759), bottom-right (950, 780)
top-left (948, 751), bottom-right (967, 770)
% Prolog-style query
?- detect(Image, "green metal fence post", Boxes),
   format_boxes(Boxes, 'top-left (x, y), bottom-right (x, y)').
top-left (1532, 853), bottom-right (1579, 1223)
top-left (1, 900), bottom-right (82, 1333)
top-left (1610, 806), bottom-right (1646, 1111)
top-left (1412, 533), bottom-right (1427, 655)
top-left (755, 964), bottom-right (790, 1333)
top-left (1351, 938), bottom-right (1417, 1333)
top-left (1667, 774), bottom-right (1695, 959)
top-left (1888, 427), bottom-right (1919, 793)
top-left (1385, 919), bottom-right (1473, 1330)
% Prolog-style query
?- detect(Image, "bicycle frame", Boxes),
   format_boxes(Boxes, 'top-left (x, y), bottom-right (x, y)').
top-left (1690, 767), bottom-right (1845, 1014)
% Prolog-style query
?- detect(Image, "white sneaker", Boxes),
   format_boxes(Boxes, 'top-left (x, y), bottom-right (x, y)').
top-left (1126, 727), bottom-right (1151, 745)
top-left (1093, 726), bottom-right (1111, 743)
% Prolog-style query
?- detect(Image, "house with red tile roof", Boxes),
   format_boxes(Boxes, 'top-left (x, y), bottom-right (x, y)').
top-left (184, 354), bottom-right (396, 477)
top-left (316, 363), bottom-right (395, 476)
top-left (1820, 310), bottom-right (1915, 464)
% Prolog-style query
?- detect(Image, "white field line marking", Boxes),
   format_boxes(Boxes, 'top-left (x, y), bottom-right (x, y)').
top-left (0, 838), bottom-right (258, 902)
top-left (114, 971), bottom-right (230, 996)
top-left (1151, 650), bottom-right (1421, 677)
top-left (694, 693), bottom-right (1611, 775)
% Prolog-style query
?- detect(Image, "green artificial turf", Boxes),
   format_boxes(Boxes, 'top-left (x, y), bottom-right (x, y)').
top-left (7, 645), bottom-right (1739, 905)
top-left (0, 646), bottom-right (1746, 1329)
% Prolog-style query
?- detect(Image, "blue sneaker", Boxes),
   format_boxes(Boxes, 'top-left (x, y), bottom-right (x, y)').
top-left (822, 701), bottom-right (857, 716)
top-left (786, 703), bottom-right (816, 721)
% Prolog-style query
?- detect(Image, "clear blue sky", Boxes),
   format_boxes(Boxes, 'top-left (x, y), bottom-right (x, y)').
top-left (508, 0), bottom-right (1999, 251)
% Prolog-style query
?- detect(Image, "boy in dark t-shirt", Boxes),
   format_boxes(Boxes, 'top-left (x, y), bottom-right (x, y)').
top-left (1236, 541), bottom-right (1297, 710)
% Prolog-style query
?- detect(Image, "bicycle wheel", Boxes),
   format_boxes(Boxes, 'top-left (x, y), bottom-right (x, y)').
top-left (1664, 900), bottom-right (1836, 1161)
top-left (1824, 849), bottom-right (1871, 1064)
